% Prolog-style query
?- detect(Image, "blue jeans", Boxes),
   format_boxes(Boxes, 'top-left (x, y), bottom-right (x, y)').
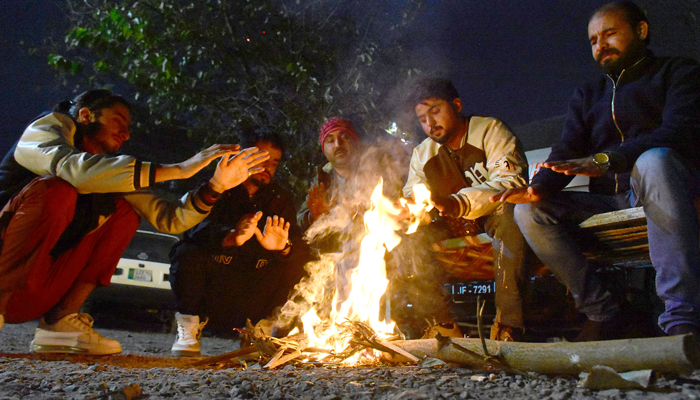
top-left (515, 148), bottom-right (700, 332)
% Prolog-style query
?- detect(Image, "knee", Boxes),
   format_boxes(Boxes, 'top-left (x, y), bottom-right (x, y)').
top-left (115, 200), bottom-right (140, 233)
top-left (632, 148), bottom-right (690, 182)
top-left (633, 148), bottom-right (679, 175)
top-left (43, 178), bottom-right (78, 200)
top-left (632, 148), bottom-right (687, 193)
top-left (31, 178), bottom-right (78, 219)
top-left (513, 203), bottom-right (537, 227)
top-left (514, 201), bottom-right (559, 233)
top-left (169, 245), bottom-right (204, 278)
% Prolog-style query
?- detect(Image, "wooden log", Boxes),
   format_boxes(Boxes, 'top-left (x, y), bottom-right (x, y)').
top-left (387, 335), bottom-right (700, 375)
top-left (185, 345), bottom-right (258, 367)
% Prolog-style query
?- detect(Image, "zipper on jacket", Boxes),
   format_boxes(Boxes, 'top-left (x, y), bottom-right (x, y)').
top-left (606, 56), bottom-right (646, 194)
top-left (608, 71), bottom-right (626, 193)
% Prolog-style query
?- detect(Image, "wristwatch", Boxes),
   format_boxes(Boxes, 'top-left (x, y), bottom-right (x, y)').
top-left (592, 152), bottom-right (611, 173)
top-left (280, 239), bottom-right (292, 254)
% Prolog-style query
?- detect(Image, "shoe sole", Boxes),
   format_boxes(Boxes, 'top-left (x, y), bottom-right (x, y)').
top-left (30, 341), bottom-right (121, 355)
top-left (171, 349), bottom-right (202, 357)
top-left (31, 327), bottom-right (121, 355)
top-left (30, 342), bottom-right (89, 354)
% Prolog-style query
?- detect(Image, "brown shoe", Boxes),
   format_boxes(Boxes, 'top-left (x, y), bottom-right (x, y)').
top-left (490, 322), bottom-right (524, 341)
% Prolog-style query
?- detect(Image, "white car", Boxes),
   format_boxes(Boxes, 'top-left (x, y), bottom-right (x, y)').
top-left (111, 229), bottom-right (178, 291)
top-left (87, 230), bottom-right (179, 314)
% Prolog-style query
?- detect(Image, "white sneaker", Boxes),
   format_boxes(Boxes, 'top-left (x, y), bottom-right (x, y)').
top-left (171, 312), bottom-right (208, 357)
top-left (30, 313), bottom-right (122, 355)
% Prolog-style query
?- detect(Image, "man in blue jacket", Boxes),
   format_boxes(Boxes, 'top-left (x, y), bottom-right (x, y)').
top-left (492, 1), bottom-right (700, 340)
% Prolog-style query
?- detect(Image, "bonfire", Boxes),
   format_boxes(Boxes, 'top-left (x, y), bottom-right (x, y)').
top-left (185, 165), bottom-right (699, 376)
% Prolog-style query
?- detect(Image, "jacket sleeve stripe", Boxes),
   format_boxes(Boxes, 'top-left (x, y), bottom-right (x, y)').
top-left (148, 162), bottom-right (158, 187)
top-left (133, 160), bottom-right (143, 188)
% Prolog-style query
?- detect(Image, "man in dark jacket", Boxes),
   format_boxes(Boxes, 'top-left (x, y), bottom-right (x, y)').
top-left (492, 1), bottom-right (700, 340)
top-left (169, 129), bottom-right (309, 356)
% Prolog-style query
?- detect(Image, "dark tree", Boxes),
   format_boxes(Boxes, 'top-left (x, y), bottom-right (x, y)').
top-left (48, 0), bottom-right (426, 200)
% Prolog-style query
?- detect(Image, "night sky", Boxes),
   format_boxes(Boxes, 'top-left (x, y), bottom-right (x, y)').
top-left (2, 1), bottom-right (699, 155)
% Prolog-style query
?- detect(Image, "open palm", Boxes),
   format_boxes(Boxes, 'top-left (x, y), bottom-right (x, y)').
top-left (255, 215), bottom-right (290, 251)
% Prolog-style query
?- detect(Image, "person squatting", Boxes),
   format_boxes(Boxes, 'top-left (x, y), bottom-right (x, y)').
top-left (1, 0), bottom-right (699, 356)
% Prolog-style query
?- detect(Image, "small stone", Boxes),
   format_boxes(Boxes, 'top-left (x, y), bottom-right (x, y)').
top-left (597, 388), bottom-right (621, 397)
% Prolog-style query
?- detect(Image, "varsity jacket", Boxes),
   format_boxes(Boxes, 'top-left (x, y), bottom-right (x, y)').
top-left (0, 112), bottom-right (216, 234)
top-left (403, 116), bottom-right (528, 220)
top-left (532, 52), bottom-right (700, 196)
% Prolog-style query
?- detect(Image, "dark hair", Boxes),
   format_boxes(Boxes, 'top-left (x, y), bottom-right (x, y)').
top-left (241, 126), bottom-right (286, 156)
top-left (404, 77), bottom-right (460, 113)
top-left (53, 89), bottom-right (131, 119)
top-left (591, 1), bottom-right (650, 44)
top-left (53, 89), bottom-right (131, 148)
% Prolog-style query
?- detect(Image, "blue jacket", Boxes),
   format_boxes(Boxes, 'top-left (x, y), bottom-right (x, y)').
top-left (532, 52), bottom-right (700, 195)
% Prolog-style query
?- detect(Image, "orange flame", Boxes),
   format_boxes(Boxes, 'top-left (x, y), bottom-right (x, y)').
top-left (283, 180), bottom-right (434, 364)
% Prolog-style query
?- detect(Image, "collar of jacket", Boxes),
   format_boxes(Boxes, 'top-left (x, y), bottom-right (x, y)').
top-left (318, 162), bottom-right (339, 187)
top-left (607, 50), bottom-right (655, 84)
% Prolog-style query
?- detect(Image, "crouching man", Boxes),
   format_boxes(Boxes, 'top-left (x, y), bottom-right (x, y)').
top-left (169, 129), bottom-right (310, 356)
top-left (0, 89), bottom-right (268, 354)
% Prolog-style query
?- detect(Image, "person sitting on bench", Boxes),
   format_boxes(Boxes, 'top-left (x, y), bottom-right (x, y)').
top-left (492, 1), bottom-right (700, 340)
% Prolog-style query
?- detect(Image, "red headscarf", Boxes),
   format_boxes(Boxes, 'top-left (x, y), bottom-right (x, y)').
top-left (319, 117), bottom-right (359, 152)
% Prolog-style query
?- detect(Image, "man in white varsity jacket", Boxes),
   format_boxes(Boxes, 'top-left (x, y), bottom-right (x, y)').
top-left (402, 78), bottom-right (533, 341)
top-left (0, 89), bottom-right (268, 354)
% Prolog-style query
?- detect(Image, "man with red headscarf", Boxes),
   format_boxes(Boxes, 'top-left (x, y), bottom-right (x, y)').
top-left (296, 117), bottom-right (361, 232)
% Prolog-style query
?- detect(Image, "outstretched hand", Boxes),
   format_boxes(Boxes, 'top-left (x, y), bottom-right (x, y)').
top-left (255, 215), bottom-right (290, 251)
top-left (545, 156), bottom-right (606, 177)
top-left (209, 147), bottom-right (270, 192)
top-left (157, 144), bottom-right (241, 183)
top-left (222, 212), bottom-right (263, 247)
top-left (307, 182), bottom-right (335, 221)
top-left (431, 195), bottom-right (460, 218)
top-left (490, 185), bottom-right (545, 204)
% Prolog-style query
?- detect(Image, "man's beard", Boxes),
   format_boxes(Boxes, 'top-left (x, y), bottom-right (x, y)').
top-left (597, 40), bottom-right (646, 75)
top-left (250, 176), bottom-right (269, 188)
top-left (430, 127), bottom-right (456, 145)
top-left (74, 121), bottom-right (103, 151)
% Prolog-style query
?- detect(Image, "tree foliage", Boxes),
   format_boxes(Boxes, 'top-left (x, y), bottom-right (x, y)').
top-left (48, 0), bottom-right (424, 200)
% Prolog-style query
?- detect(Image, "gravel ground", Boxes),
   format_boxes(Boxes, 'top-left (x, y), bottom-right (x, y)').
top-left (1, 319), bottom-right (700, 399)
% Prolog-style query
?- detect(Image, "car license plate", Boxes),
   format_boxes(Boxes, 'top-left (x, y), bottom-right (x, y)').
top-left (128, 268), bottom-right (153, 282)
top-left (448, 280), bottom-right (496, 303)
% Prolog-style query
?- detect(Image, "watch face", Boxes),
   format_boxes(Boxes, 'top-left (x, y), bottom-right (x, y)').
top-left (594, 153), bottom-right (610, 164)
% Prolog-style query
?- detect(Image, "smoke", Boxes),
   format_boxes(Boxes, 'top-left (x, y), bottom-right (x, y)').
top-left (270, 136), bottom-right (452, 335)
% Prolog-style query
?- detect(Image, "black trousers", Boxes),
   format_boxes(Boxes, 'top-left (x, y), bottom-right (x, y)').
top-left (169, 243), bottom-right (307, 334)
